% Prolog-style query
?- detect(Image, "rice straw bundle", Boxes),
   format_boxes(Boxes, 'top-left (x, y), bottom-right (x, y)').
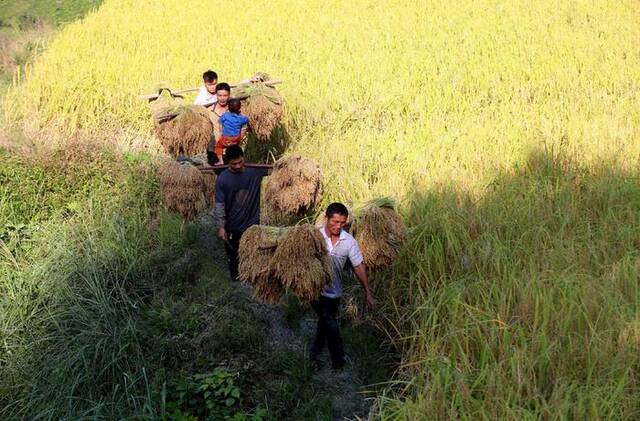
top-left (243, 95), bottom-right (284, 140)
top-left (158, 160), bottom-right (206, 221)
top-left (238, 225), bottom-right (289, 304)
top-left (152, 103), bottom-right (214, 157)
top-left (150, 94), bottom-right (182, 123)
top-left (232, 82), bottom-right (283, 140)
top-left (265, 155), bottom-right (323, 217)
top-left (231, 81), bottom-right (282, 104)
top-left (202, 171), bottom-right (216, 208)
top-left (350, 197), bottom-right (407, 271)
top-left (270, 224), bottom-right (333, 304)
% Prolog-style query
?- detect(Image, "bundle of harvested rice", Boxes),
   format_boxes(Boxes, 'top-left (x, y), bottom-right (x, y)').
top-left (244, 95), bottom-right (284, 140)
top-left (232, 82), bottom-right (283, 140)
top-left (251, 277), bottom-right (284, 305)
top-left (152, 102), bottom-right (213, 157)
top-left (270, 224), bottom-right (333, 304)
top-left (159, 160), bottom-right (206, 221)
top-left (231, 81), bottom-right (282, 104)
top-left (265, 155), bottom-right (323, 217)
top-left (150, 94), bottom-right (182, 122)
top-left (238, 225), bottom-right (289, 304)
top-left (202, 171), bottom-right (216, 208)
top-left (350, 197), bottom-right (407, 271)
top-left (252, 72), bottom-right (272, 83)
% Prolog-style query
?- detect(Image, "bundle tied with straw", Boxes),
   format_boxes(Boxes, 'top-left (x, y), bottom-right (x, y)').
top-left (265, 155), bottom-right (323, 218)
top-left (238, 225), bottom-right (290, 304)
top-left (151, 95), bottom-right (213, 157)
top-left (350, 197), bottom-right (407, 271)
top-left (270, 224), bottom-right (333, 304)
top-left (159, 160), bottom-right (206, 221)
top-left (201, 171), bottom-right (216, 208)
top-left (231, 80), bottom-right (283, 140)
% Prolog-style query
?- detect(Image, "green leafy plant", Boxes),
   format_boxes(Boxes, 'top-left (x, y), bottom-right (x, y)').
top-left (165, 368), bottom-right (265, 420)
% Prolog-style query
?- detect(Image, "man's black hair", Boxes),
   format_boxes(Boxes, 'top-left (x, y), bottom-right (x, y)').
top-left (326, 202), bottom-right (349, 218)
top-left (215, 82), bottom-right (231, 93)
top-left (228, 98), bottom-right (242, 113)
top-left (225, 144), bottom-right (244, 161)
top-left (202, 70), bottom-right (218, 82)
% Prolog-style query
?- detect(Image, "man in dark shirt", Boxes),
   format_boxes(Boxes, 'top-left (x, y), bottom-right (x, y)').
top-left (214, 145), bottom-right (270, 281)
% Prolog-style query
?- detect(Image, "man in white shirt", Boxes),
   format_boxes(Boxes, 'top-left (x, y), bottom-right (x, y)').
top-left (195, 71), bottom-right (263, 108)
top-left (311, 202), bottom-right (376, 370)
top-left (194, 70), bottom-right (218, 107)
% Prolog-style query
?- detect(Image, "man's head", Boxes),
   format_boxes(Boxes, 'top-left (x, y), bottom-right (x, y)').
top-left (228, 98), bottom-right (242, 114)
top-left (215, 82), bottom-right (231, 106)
top-left (325, 202), bottom-right (349, 236)
top-left (225, 145), bottom-right (245, 172)
top-left (202, 70), bottom-right (218, 94)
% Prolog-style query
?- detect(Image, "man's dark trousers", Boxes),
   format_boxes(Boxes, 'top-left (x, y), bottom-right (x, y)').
top-left (224, 230), bottom-right (243, 281)
top-left (310, 295), bottom-right (344, 369)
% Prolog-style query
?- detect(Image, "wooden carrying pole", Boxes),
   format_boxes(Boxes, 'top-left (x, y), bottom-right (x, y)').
top-left (198, 163), bottom-right (273, 172)
top-left (139, 80), bottom-right (283, 101)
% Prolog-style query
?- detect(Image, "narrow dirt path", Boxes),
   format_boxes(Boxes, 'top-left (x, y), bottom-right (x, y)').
top-left (196, 214), bottom-right (376, 420)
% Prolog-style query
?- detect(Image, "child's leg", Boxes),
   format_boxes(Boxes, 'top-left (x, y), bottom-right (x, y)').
top-left (214, 140), bottom-right (226, 164)
top-left (214, 135), bottom-right (242, 164)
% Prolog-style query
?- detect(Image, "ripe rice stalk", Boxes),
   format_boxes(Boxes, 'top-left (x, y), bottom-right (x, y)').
top-left (251, 72), bottom-right (272, 83)
top-left (158, 160), bottom-right (206, 221)
top-left (231, 81), bottom-right (281, 104)
top-left (265, 155), bottom-right (323, 217)
top-left (270, 224), bottom-right (332, 304)
top-left (350, 197), bottom-right (407, 271)
top-left (153, 102), bottom-right (214, 157)
top-left (149, 92), bottom-right (183, 122)
top-left (202, 171), bottom-right (216, 208)
top-left (231, 82), bottom-right (283, 140)
top-left (243, 95), bottom-right (284, 140)
top-left (251, 276), bottom-right (284, 305)
top-left (238, 225), bottom-right (290, 304)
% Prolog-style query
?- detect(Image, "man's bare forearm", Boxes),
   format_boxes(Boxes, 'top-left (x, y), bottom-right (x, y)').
top-left (353, 264), bottom-right (370, 293)
top-left (354, 263), bottom-right (377, 311)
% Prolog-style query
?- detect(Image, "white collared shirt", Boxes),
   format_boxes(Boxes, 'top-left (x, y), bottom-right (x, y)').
top-left (319, 225), bottom-right (364, 298)
top-left (194, 87), bottom-right (217, 106)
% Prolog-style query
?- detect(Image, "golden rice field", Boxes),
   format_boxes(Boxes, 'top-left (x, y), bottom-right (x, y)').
top-left (5, 0), bottom-right (639, 201)
top-left (3, 0), bottom-right (640, 418)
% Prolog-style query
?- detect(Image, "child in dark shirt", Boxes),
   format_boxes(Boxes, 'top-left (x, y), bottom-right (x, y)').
top-left (215, 98), bottom-right (249, 164)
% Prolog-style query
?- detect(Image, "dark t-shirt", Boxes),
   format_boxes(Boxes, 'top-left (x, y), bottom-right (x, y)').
top-left (215, 167), bottom-right (268, 232)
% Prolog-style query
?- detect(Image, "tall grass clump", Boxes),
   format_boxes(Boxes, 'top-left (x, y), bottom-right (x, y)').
top-left (0, 155), bottom-right (187, 418)
top-left (377, 151), bottom-right (640, 418)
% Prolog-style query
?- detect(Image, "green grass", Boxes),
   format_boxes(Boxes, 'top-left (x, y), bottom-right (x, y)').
top-left (0, 0), bottom-right (103, 90)
top-left (0, 0), bottom-right (103, 29)
top-left (379, 149), bottom-right (640, 418)
top-left (0, 151), bottom-right (115, 225)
